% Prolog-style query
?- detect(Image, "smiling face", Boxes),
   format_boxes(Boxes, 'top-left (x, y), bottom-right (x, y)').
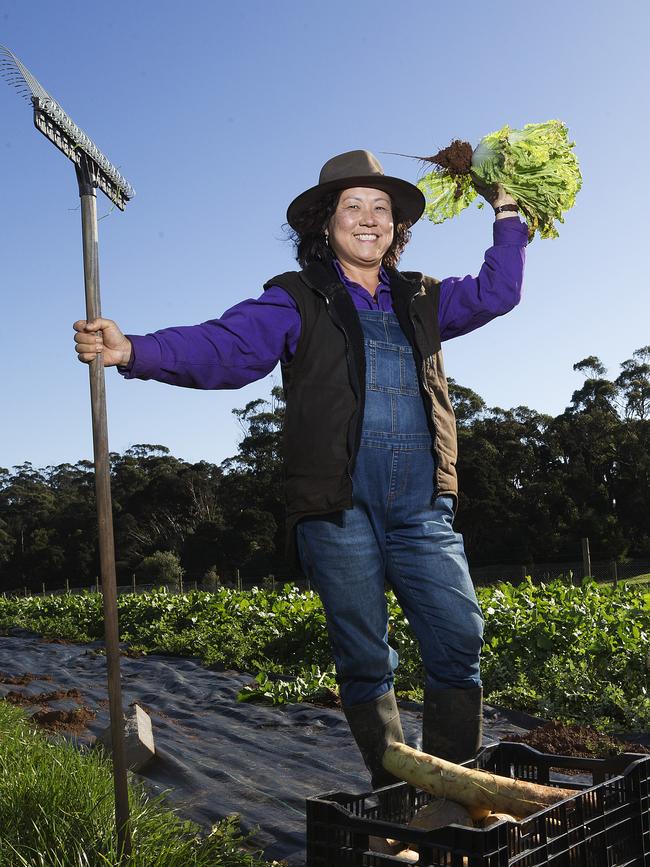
top-left (327, 187), bottom-right (394, 272)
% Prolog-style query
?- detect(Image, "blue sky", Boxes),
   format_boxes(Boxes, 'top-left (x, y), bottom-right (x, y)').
top-left (1, 0), bottom-right (648, 471)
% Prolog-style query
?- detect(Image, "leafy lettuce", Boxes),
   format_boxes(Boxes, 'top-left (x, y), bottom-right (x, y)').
top-left (417, 120), bottom-right (582, 241)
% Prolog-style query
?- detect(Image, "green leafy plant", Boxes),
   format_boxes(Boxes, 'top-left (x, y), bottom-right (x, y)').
top-left (477, 577), bottom-right (650, 730)
top-left (417, 120), bottom-right (582, 240)
top-left (2, 578), bottom-right (649, 732)
top-left (238, 666), bottom-right (337, 705)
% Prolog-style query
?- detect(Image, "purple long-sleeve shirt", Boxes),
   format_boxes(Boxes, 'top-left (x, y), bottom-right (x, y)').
top-left (120, 217), bottom-right (527, 389)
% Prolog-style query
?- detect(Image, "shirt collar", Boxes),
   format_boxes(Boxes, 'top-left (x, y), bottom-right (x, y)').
top-left (332, 259), bottom-right (390, 292)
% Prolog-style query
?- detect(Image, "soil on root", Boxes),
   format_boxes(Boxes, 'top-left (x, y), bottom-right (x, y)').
top-left (504, 721), bottom-right (650, 758)
top-left (427, 139), bottom-right (473, 175)
top-left (419, 139), bottom-right (474, 199)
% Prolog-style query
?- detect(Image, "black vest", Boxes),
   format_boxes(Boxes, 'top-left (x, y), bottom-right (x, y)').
top-left (264, 259), bottom-right (458, 557)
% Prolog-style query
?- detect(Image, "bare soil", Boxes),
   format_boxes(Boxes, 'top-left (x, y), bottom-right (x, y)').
top-left (0, 672), bottom-right (53, 685)
top-left (2, 681), bottom-right (96, 735)
top-left (504, 720), bottom-right (650, 758)
top-left (30, 706), bottom-right (96, 734)
top-left (5, 688), bottom-right (85, 706)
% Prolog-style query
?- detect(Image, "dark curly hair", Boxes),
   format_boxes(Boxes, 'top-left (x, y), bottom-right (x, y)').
top-left (288, 191), bottom-right (412, 270)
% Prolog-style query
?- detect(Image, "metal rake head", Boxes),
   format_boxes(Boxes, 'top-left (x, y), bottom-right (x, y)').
top-left (0, 44), bottom-right (135, 209)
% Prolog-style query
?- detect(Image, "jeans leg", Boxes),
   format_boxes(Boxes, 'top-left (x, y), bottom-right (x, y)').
top-left (295, 442), bottom-right (400, 708)
top-left (385, 453), bottom-right (483, 692)
top-left (296, 508), bottom-right (399, 707)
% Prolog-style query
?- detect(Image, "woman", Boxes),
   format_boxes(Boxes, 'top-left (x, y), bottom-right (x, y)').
top-left (74, 150), bottom-right (527, 789)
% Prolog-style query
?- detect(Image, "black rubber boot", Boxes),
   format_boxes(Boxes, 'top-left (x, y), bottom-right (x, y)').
top-left (343, 689), bottom-right (405, 789)
top-left (422, 686), bottom-right (483, 764)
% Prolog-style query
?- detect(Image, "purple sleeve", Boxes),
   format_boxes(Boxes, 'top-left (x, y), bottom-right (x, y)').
top-left (119, 285), bottom-right (301, 389)
top-left (438, 217), bottom-right (528, 341)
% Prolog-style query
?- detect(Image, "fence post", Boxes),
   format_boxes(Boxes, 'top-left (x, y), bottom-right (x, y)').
top-left (132, 573), bottom-right (136, 594)
top-left (611, 560), bottom-right (618, 586)
top-left (236, 569), bottom-right (241, 592)
top-left (179, 575), bottom-right (184, 594)
top-left (194, 580), bottom-right (198, 591)
top-left (520, 565), bottom-right (527, 582)
top-left (41, 582), bottom-right (46, 595)
top-left (95, 575), bottom-right (100, 593)
top-left (65, 578), bottom-right (70, 594)
top-left (581, 538), bottom-right (592, 579)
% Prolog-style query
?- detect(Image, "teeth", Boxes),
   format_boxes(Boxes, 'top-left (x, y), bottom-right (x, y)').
top-left (355, 234), bottom-right (378, 240)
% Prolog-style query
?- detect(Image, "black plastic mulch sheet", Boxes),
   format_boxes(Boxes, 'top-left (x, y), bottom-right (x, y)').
top-left (0, 633), bottom-right (537, 865)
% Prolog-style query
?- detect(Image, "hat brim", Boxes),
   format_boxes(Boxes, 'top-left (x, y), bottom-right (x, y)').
top-left (286, 175), bottom-right (425, 230)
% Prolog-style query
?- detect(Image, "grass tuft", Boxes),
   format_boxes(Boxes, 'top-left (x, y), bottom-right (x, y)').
top-left (0, 700), bottom-right (279, 866)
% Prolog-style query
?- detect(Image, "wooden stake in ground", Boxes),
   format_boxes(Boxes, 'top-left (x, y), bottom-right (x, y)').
top-left (383, 743), bottom-right (576, 818)
top-left (1, 44), bottom-right (135, 861)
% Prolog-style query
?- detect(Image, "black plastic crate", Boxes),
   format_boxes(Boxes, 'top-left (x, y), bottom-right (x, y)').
top-left (306, 742), bottom-right (650, 866)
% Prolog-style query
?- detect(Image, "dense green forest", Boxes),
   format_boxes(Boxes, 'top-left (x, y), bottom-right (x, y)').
top-left (1, 349), bottom-right (648, 592)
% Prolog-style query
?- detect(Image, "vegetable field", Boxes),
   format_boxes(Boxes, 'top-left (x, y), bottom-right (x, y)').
top-left (1, 577), bottom-right (648, 733)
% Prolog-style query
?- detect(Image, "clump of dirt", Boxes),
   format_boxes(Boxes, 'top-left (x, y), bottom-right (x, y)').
top-left (4, 686), bottom-right (96, 735)
top-left (418, 139), bottom-right (474, 199)
top-left (30, 706), bottom-right (96, 734)
top-left (5, 688), bottom-right (85, 706)
top-left (504, 721), bottom-right (649, 758)
top-left (0, 672), bottom-right (53, 685)
top-left (425, 140), bottom-right (473, 175)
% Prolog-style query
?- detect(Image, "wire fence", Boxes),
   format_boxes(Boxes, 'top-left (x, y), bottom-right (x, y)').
top-left (2, 559), bottom-right (650, 599)
top-left (469, 559), bottom-right (650, 586)
top-left (1, 573), bottom-right (313, 598)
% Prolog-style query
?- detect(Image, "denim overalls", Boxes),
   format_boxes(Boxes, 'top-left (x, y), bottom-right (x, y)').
top-left (296, 310), bottom-right (484, 708)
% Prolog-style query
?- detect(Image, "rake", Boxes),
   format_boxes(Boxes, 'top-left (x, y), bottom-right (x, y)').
top-left (1, 44), bottom-right (135, 858)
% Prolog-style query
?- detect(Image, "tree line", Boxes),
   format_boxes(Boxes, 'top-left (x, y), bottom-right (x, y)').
top-left (1, 349), bottom-right (648, 592)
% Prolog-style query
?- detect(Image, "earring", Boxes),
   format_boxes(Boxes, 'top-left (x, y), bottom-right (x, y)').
top-left (324, 230), bottom-right (329, 245)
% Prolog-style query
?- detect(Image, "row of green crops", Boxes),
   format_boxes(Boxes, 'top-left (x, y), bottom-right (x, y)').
top-left (1, 578), bottom-right (649, 732)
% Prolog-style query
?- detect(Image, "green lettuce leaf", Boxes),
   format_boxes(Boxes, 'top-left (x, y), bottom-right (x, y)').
top-left (417, 170), bottom-right (478, 224)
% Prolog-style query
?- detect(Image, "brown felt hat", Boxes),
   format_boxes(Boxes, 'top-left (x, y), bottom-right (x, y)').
top-left (286, 150), bottom-right (425, 230)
